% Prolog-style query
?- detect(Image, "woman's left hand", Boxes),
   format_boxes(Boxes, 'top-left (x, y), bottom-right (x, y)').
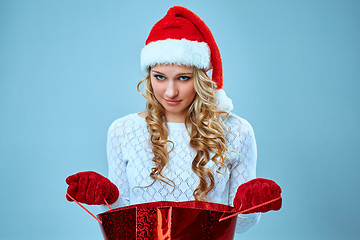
top-left (233, 178), bottom-right (282, 213)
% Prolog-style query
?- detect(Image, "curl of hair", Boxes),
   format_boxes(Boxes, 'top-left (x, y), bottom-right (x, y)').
top-left (136, 66), bottom-right (234, 201)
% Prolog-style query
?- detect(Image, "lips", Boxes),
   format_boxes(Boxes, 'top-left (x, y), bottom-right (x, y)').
top-left (165, 99), bottom-right (181, 103)
top-left (165, 99), bottom-right (182, 105)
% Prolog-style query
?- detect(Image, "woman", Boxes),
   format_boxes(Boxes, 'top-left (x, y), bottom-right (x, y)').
top-left (66, 6), bottom-right (281, 235)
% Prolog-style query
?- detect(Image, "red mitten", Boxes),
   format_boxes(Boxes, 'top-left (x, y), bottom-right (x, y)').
top-left (233, 178), bottom-right (282, 214)
top-left (66, 171), bottom-right (119, 205)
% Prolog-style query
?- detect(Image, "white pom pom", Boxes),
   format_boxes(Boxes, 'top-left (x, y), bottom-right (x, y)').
top-left (215, 89), bottom-right (234, 112)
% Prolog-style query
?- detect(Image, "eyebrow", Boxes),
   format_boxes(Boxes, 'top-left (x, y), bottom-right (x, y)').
top-left (151, 70), bottom-right (193, 76)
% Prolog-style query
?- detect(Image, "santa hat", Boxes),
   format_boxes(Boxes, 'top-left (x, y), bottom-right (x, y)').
top-left (140, 6), bottom-right (233, 112)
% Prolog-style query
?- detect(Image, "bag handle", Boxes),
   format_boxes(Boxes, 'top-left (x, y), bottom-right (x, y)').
top-left (218, 195), bottom-right (282, 222)
top-left (66, 193), bottom-right (113, 224)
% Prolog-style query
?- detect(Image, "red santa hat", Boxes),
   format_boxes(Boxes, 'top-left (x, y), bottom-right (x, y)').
top-left (140, 6), bottom-right (233, 112)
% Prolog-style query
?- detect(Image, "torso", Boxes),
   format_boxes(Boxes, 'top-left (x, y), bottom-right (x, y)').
top-left (107, 111), bottom-right (256, 206)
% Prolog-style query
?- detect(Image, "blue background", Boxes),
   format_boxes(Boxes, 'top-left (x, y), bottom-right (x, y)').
top-left (1, 0), bottom-right (359, 239)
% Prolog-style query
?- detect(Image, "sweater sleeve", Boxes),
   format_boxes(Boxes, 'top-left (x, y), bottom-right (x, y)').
top-left (227, 116), bottom-right (261, 233)
top-left (101, 119), bottom-right (130, 212)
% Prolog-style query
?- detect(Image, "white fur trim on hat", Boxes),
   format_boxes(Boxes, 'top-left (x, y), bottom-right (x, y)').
top-left (215, 89), bottom-right (233, 112)
top-left (140, 39), bottom-right (211, 71)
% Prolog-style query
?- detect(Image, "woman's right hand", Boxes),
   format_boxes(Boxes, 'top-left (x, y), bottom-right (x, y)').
top-left (66, 171), bottom-right (119, 205)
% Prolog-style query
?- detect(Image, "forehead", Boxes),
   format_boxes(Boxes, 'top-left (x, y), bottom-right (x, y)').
top-left (151, 64), bottom-right (193, 74)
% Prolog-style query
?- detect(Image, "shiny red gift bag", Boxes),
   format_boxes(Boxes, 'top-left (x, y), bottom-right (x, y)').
top-left (67, 192), bottom-right (281, 239)
top-left (97, 201), bottom-right (237, 240)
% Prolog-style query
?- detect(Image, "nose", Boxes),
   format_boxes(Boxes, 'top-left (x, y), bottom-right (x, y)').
top-left (165, 80), bottom-right (178, 98)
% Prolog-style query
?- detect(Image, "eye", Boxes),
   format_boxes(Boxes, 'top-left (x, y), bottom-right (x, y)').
top-left (154, 75), bottom-right (165, 80)
top-left (179, 76), bottom-right (191, 81)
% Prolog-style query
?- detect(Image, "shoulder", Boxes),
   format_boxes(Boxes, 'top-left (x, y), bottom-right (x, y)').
top-left (224, 112), bottom-right (255, 136)
top-left (107, 112), bottom-right (143, 135)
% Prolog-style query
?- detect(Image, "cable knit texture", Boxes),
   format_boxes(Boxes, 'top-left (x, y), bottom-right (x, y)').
top-left (103, 112), bottom-right (261, 233)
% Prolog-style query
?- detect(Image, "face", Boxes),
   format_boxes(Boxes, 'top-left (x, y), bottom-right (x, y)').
top-left (150, 64), bottom-right (196, 123)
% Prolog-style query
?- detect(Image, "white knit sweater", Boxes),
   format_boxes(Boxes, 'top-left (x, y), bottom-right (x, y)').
top-left (102, 112), bottom-right (261, 233)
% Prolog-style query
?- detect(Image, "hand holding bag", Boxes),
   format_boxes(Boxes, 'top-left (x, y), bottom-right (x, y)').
top-left (66, 177), bottom-right (282, 239)
top-left (66, 171), bottom-right (119, 205)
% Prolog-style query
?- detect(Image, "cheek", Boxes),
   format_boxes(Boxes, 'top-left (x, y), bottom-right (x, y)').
top-left (150, 79), bottom-right (159, 92)
top-left (151, 80), bottom-right (164, 96)
top-left (184, 84), bottom-right (196, 99)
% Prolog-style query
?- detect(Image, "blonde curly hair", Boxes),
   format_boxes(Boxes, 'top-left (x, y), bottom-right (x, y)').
top-left (136, 66), bottom-right (234, 201)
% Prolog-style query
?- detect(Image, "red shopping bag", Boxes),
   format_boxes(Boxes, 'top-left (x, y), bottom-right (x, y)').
top-left (97, 201), bottom-right (237, 240)
top-left (67, 193), bottom-right (281, 239)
